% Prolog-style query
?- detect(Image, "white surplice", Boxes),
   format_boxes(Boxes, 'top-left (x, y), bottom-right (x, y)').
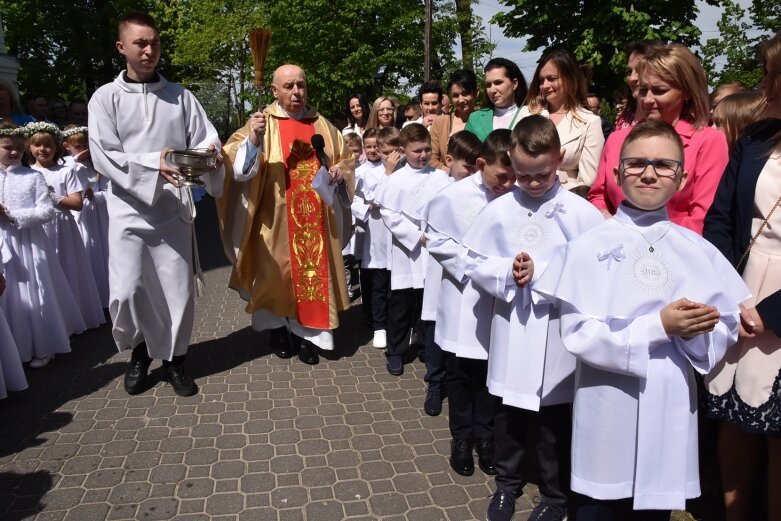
top-left (34, 162), bottom-right (105, 330)
top-left (352, 161), bottom-right (392, 270)
top-left (88, 72), bottom-right (224, 360)
top-left (533, 204), bottom-right (751, 510)
top-left (423, 173), bottom-right (505, 357)
top-left (375, 164), bottom-right (451, 290)
top-left (463, 181), bottom-right (604, 408)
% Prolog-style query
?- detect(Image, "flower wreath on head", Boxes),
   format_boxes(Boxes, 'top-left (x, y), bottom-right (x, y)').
top-left (61, 126), bottom-right (88, 139)
top-left (0, 126), bottom-right (26, 137)
top-left (23, 121), bottom-right (63, 139)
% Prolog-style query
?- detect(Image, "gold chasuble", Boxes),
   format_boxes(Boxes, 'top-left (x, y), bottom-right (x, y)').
top-left (218, 104), bottom-right (355, 330)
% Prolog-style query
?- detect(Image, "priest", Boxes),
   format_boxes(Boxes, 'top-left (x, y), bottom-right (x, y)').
top-left (219, 64), bottom-right (355, 366)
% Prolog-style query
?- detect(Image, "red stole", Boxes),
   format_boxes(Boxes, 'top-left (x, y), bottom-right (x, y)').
top-left (278, 118), bottom-right (330, 328)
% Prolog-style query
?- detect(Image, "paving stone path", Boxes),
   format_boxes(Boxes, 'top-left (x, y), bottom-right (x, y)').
top-left (0, 198), bottom-right (537, 521)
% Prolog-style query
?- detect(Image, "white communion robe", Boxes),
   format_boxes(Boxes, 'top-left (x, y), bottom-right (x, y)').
top-left (352, 161), bottom-right (392, 270)
top-left (34, 162), bottom-right (105, 330)
top-left (423, 173), bottom-right (505, 358)
top-left (533, 204), bottom-right (750, 510)
top-left (375, 164), bottom-right (451, 290)
top-left (89, 72), bottom-right (224, 360)
top-left (0, 230), bottom-right (28, 398)
top-left (463, 181), bottom-right (604, 408)
top-left (0, 164), bottom-right (76, 360)
top-left (68, 157), bottom-right (110, 308)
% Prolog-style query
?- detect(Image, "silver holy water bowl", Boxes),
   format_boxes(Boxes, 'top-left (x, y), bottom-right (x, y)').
top-left (170, 149), bottom-right (216, 188)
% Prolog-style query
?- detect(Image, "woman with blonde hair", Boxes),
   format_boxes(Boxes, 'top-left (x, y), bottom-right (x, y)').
top-left (520, 49), bottom-right (604, 188)
top-left (704, 33), bottom-right (781, 521)
top-left (588, 43), bottom-right (728, 234)
top-left (366, 96), bottom-right (397, 130)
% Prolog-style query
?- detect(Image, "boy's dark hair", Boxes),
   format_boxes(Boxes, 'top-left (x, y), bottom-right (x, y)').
top-left (446, 130), bottom-right (482, 164)
top-left (511, 115), bottom-right (560, 156)
top-left (481, 129), bottom-right (512, 166)
top-left (399, 123), bottom-right (430, 147)
top-left (362, 127), bottom-right (379, 141)
top-left (119, 12), bottom-right (159, 36)
top-left (376, 126), bottom-right (401, 148)
top-left (625, 39), bottom-right (667, 57)
top-left (620, 120), bottom-right (684, 162)
top-left (483, 57), bottom-right (529, 109)
top-left (419, 82), bottom-right (443, 103)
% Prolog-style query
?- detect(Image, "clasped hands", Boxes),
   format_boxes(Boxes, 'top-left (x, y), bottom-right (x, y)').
top-left (660, 298), bottom-right (720, 339)
top-left (512, 252), bottom-right (534, 288)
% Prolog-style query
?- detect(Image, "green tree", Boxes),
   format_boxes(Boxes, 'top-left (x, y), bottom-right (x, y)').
top-left (749, 0), bottom-right (780, 34)
top-left (701, 0), bottom-right (761, 88)
top-left (0, 0), bottom-right (152, 100)
top-left (492, 0), bottom-right (718, 96)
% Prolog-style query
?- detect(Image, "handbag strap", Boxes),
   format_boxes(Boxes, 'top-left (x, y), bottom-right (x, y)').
top-left (735, 193), bottom-right (781, 270)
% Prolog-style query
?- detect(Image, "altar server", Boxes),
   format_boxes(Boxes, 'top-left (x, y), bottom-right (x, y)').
top-left (375, 123), bottom-right (451, 376)
top-left (463, 116), bottom-right (603, 521)
top-left (89, 12), bottom-right (224, 396)
top-left (424, 129), bottom-right (515, 474)
top-left (534, 121), bottom-right (749, 518)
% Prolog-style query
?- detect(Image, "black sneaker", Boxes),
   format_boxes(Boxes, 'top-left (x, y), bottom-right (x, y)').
top-left (387, 355), bottom-right (403, 376)
top-left (124, 345), bottom-right (152, 395)
top-left (164, 365), bottom-right (198, 396)
top-left (449, 438), bottom-right (474, 476)
top-left (424, 388), bottom-right (442, 416)
top-left (486, 490), bottom-right (516, 521)
top-left (528, 497), bottom-right (567, 521)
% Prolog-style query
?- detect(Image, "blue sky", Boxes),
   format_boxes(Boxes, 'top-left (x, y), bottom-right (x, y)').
top-left (469, 0), bottom-right (763, 77)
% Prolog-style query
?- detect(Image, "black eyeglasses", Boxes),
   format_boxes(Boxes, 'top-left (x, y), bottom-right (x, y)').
top-left (619, 157), bottom-right (682, 179)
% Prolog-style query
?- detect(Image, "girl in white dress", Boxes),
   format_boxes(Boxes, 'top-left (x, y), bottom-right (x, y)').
top-left (0, 229), bottom-right (27, 397)
top-left (26, 122), bottom-right (105, 331)
top-left (63, 125), bottom-right (110, 307)
top-left (0, 121), bottom-right (75, 367)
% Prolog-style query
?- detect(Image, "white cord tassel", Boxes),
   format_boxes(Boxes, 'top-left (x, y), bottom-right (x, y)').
top-left (177, 184), bottom-right (205, 296)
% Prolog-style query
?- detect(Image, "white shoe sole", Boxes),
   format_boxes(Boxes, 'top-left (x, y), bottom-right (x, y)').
top-left (29, 354), bottom-right (55, 368)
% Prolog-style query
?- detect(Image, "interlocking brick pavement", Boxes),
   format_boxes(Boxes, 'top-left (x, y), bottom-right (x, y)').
top-left (0, 198), bottom-right (538, 520)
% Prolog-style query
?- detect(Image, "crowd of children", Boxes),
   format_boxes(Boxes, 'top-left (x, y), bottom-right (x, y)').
top-left (340, 34), bottom-right (780, 520)
top-left (0, 121), bottom-right (109, 391)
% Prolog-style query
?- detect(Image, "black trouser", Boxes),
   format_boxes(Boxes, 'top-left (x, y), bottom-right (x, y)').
top-left (446, 356), bottom-right (497, 440)
top-left (386, 287), bottom-right (422, 358)
top-left (494, 403), bottom-right (571, 508)
top-left (422, 320), bottom-right (447, 390)
top-left (132, 343), bottom-right (185, 367)
top-left (361, 268), bottom-right (389, 330)
top-left (569, 494), bottom-right (671, 521)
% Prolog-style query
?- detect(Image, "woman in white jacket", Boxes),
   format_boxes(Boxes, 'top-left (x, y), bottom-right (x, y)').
top-left (520, 49), bottom-right (604, 190)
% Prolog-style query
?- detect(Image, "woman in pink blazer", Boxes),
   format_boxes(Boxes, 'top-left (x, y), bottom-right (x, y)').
top-left (587, 44), bottom-right (728, 234)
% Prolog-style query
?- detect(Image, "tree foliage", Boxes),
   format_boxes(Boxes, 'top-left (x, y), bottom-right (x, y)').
top-left (492, 0), bottom-right (719, 96)
top-left (0, 0), bottom-right (151, 100)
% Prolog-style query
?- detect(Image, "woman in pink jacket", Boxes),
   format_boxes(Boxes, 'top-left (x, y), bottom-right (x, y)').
top-left (587, 44), bottom-right (728, 234)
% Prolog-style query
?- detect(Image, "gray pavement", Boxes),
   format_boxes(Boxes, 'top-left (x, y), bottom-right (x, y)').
top-left (0, 198), bottom-right (537, 521)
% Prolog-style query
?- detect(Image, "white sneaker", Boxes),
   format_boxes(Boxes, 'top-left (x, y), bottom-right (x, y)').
top-left (373, 330), bottom-right (387, 349)
top-left (29, 354), bottom-right (54, 368)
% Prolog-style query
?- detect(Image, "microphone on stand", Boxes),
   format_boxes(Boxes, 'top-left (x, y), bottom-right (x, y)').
top-left (311, 134), bottom-right (329, 169)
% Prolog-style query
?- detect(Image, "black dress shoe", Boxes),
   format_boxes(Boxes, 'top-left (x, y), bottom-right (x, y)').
top-left (297, 339), bottom-right (320, 365)
top-left (124, 344), bottom-right (152, 395)
top-left (475, 438), bottom-right (498, 475)
top-left (424, 388), bottom-right (442, 416)
top-left (449, 438), bottom-right (474, 476)
top-left (164, 365), bottom-right (198, 396)
top-left (269, 327), bottom-right (294, 359)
